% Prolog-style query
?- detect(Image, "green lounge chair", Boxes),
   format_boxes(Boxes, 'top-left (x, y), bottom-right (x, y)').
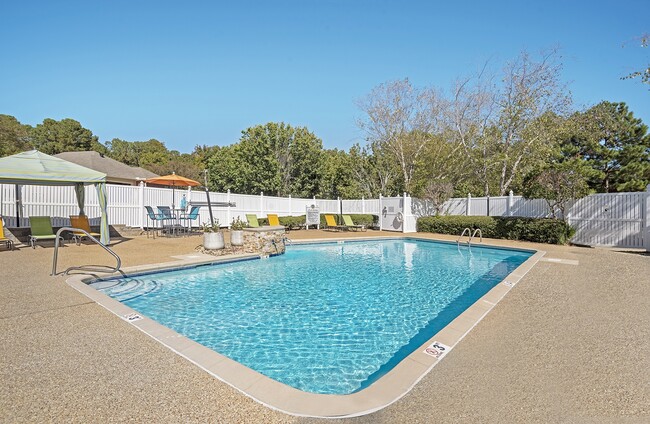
top-left (246, 214), bottom-right (260, 228)
top-left (342, 215), bottom-right (366, 231)
top-left (29, 216), bottom-right (63, 249)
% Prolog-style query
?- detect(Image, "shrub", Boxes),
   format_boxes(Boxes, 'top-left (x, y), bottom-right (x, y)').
top-left (280, 215), bottom-right (307, 229)
top-left (417, 215), bottom-right (573, 245)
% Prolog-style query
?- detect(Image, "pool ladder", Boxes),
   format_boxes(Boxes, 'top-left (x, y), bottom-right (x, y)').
top-left (51, 227), bottom-right (122, 276)
top-left (457, 228), bottom-right (483, 246)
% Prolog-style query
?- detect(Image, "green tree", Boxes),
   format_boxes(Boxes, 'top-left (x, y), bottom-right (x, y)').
top-left (31, 118), bottom-right (98, 154)
top-left (566, 101), bottom-right (650, 192)
top-left (0, 114), bottom-right (32, 157)
top-left (207, 122), bottom-right (324, 197)
top-left (105, 138), bottom-right (172, 170)
top-left (320, 149), bottom-right (364, 199)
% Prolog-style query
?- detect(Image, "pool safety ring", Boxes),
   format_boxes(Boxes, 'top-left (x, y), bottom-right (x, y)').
top-left (396, 212), bottom-right (404, 223)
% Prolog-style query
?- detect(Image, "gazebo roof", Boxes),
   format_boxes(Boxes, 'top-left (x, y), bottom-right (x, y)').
top-left (0, 150), bottom-right (106, 185)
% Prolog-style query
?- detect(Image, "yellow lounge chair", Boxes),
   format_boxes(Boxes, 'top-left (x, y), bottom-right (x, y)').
top-left (0, 217), bottom-right (15, 251)
top-left (267, 214), bottom-right (281, 226)
top-left (324, 214), bottom-right (344, 231)
top-left (70, 215), bottom-right (101, 245)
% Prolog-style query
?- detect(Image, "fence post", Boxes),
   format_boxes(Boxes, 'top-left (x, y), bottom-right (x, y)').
top-left (362, 196), bottom-right (366, 214)
top-left (402, 192), bottom-right (408, 233)
top-left (466, 193), bottom-right (472, 216)
top-left (227, 189), bottom-right (231, 227)
top-left (338, 196), bottom-right (341, 223)
top-left (508, 190), bottom-right (514, 216)
top-left (288, 194), bottom-right (292, 216)
top-left (138, 181), bottom-right (145, 229)
top-left (641, 184), bottom-right (650, 252)
top-left (379, 194), bottom-right (383, 231)
top-left (260, 191), bottom-right (264, 216)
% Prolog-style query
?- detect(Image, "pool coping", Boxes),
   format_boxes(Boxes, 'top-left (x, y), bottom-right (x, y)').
top-left (65, 235), bottom-right (545, 418)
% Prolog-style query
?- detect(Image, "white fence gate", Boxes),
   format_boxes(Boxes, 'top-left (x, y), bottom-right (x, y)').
top-left (567, 191), bottom-right (649, 249)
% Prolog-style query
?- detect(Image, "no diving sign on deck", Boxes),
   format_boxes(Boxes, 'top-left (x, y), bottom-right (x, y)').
top-left (423, 341), bottom-right (450, 359)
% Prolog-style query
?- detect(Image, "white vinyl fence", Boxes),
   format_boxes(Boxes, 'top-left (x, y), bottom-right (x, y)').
top-left (1, 183), bottom-right (648, 249)
top-left (0, 184), bottom-right (382, 230)
top-left (423, 188), bottom-right (650, 250)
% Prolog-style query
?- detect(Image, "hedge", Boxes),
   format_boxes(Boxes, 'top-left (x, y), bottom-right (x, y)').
top-left (416, 215), bottom-right (574, 245)
top-left (257, 214), bottom-right (378, 229)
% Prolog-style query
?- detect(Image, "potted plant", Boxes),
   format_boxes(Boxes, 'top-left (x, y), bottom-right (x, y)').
top-left (202, 220), bottom-right (224, 250)
top-left (230, 216), bottom-right (246, 246)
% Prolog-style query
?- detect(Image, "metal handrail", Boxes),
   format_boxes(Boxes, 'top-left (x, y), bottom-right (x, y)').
top-left (51, 227), bottom-right (121, 276)
top-left (457, 227), bottom-right (472, 245)
top-left (470, 228), bottom-right (483, 244)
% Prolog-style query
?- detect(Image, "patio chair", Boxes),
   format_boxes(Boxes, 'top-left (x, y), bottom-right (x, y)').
top-left (29, 216), bottom-right (63, 248)
top-left (0, 217), bottom-right (15, 251)
top-left (324, 214), bottom-right (344, 231)
top-left (342, 215), bottom-right (366, 232)
top-left (179, 205), bottom-right (201, 233)
top-left (145, 206), bottom-right (165, 238)
top-left (69, 215), bottom-right (102, 245)
top-left (246, 214), bottom-right (260, 228)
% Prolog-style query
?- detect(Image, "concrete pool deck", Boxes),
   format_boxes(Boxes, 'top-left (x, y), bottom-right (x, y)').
top-left (1, 230), bottom-right (649, 422)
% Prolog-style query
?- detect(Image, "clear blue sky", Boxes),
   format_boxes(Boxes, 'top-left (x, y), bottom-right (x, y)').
top-left (1, 0), bottom-right (647, 153)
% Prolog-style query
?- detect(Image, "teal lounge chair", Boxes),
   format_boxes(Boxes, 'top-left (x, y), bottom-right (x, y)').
top-left (29, 216), bottom-right (63, 248)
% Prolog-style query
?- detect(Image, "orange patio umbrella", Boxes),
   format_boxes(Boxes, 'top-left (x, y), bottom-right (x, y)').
top-left (145, 172), bottom-right (200, 209)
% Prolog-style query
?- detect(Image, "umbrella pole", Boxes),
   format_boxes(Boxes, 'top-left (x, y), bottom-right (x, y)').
top-left (203, 170), bottom-right (214, 226)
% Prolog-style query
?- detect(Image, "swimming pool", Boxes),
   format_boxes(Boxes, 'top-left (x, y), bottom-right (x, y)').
top-left (90, 239), bottom-right (532, 395)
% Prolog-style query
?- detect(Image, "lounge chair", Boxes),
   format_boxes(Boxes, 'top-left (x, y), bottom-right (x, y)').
top-left (246, 214), bottom-right (260, 228)
top-left (267, 214), bottom-right (281, 226)
top-left (69, 215), bottom-right (101, 245)
top-left (324, 214), bottom-right (344, 231)
top-left (29, 216), bottom-right (63, 248)
top-left (0, 217), bottom-right (15, 250)
top-left (342, 215), bottom-right (366, 232)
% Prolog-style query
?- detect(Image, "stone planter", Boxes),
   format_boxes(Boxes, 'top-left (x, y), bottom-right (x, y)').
top-left (203, 232), bottom-right (225, 250)
top-left (230, 230), bottom-right (244, 246)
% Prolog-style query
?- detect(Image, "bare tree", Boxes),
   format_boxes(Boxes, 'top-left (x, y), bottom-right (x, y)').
top-left (447, 65), bottom-right (498, 195)
top-left (448, 49), bottom-right (571, 195)
top-left (357, 79), bottom-right (447, 193)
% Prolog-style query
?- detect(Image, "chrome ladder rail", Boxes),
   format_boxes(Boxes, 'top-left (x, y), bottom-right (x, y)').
top-left (470, 228), bottom-right (483, 244)
top-left (51, 227), bottom-right (122, 276)
top-left (457, 227), bottom-right (472, 246)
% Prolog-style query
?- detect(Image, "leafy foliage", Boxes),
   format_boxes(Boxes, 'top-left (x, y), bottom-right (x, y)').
top-left (0, 114), bottom-right (32, 157)
top-left (562, 102), bottom-right (650, 192)
top-left (31, 118), bottom-right (99, 155)
top-left (206, 122), bottom-right (324, 197)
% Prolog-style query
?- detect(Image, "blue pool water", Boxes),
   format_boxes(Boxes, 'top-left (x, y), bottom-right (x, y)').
top-left (91, 239), bottom-right (532, 394)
